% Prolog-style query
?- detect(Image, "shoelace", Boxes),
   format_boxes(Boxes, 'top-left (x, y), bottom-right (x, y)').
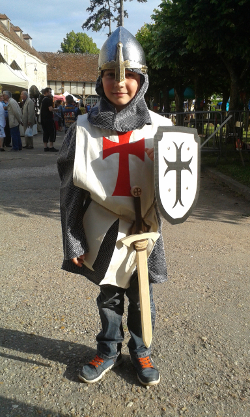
top-left (138, 356), bottom-right (154, 369)
top-left (89, 355), bottom-right (104, 368)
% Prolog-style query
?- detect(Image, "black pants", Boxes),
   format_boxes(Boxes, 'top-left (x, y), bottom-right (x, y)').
top-left (4, 117), bottom-right (11, 146)
top-left (42, 119), bottom-right (56, 143)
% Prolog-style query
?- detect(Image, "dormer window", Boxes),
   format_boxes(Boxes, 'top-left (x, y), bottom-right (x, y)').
top-left (12, 26), bottom-right (23, 40)
top-left (0, 14), bottom-right (10, 31)
top-left (23, 34), bottom-right (32, 48)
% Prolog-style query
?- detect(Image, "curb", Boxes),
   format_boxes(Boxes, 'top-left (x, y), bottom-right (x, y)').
top-left (203, 166), bottom-right (250, 202)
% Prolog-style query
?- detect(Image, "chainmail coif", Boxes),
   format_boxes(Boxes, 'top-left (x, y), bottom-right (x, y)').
top-left (87, 70), bottom-right (151, 133)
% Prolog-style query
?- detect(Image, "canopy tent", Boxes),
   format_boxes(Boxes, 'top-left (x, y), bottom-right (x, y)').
top-left (10, 60), bottom-right (29, 85)
top-left (0, 55), bottom-right (28, 89)
top-left (169, 87), bottom-right (195, 99)
top-left (0, 63), bottom-right (29, 89)
top-left (53, 94), bottom-right (66, 102)
top-left (63, 91), bottom-right (79, 102)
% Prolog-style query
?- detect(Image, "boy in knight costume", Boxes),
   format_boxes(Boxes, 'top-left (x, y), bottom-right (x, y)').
top-left (57, 27), bottom-right (172, 386)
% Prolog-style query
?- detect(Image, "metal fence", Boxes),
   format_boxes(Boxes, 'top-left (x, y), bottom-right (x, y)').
top-left (160, 110), bottom-right (250, 153)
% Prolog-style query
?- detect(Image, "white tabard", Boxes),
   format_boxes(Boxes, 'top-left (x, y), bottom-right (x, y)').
top-left (73, 110), bottom-right (172, 288)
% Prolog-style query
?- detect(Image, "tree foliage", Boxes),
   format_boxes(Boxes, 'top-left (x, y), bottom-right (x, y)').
top-left (82, 0), bottom-right (147, 35)
top-left (60, 31), bottom-right (100, 54)
top-left (143, 0), bottom-right (250, 111)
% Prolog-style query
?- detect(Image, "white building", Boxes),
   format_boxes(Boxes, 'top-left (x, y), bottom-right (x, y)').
top-left (40, 52), bottom-right (99, 105)
top-left (0, 13), bottom-right (47, 96)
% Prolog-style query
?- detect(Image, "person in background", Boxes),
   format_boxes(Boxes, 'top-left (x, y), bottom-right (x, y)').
top-left (0, 93), bottom-right (5, 108)
top-left (40, 87), bottom-right (58, 152)
top-left (75, 101), bottom-right (82, 117)
top-left (1, 93), bottom-right (11, 148)
top-left (62, 95), bottom-right (79, 133)
top-left (3, 91), bottom-right (22, 151)
top-left (21, 91), bottom-right (36, 149)
top-left (54, 100), bottom-right (64, 132)
top-left (58, 100), bottom-right (64, 131)
top-left (1, 94), bottom-right (11, 148)
top-left (0, 94), bottom-right (6, 151)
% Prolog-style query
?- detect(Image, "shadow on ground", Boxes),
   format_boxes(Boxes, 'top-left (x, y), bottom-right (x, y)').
top-left (0, 396), bottom-right (68, 417)
top-left (0, 328), bottom-right (138, 387)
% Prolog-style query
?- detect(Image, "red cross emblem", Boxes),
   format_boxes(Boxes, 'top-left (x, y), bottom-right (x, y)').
top-left (103, 131), bottom-right (145, 196)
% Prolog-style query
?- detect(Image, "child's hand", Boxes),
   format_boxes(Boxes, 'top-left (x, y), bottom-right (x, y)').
top-left (72, 254), bottom-right (85, 267)
top-left (145, 147), bottom-right (154, 161)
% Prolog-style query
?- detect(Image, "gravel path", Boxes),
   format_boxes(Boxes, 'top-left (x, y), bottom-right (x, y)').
top-left (0, 133), bottom-right (249, 417)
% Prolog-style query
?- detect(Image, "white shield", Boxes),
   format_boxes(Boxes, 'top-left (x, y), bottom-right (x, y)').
top-left (154, 126), bottom-right (200, 224)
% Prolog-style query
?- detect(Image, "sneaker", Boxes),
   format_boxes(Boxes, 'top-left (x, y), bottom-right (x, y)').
top-left (130, 355), bottom-right (160, 386)
top-left (44, 147), bottom-right (50, 152)
top-left (0, 148), bottom-right (5, 151)
top-left (78, 353), bottom-right (123, 384)
top-left (49, 147), bottom-right (59, 152)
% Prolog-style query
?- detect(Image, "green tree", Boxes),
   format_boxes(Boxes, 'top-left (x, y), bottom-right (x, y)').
top-left (136, 24), bottom-right (173, 112)
top-left (136, 21), bottom-right (197, 122)
top-left (82, 0), bottom-right (147, 36)
top-left (154, 0), bottom-right (250, 111)
top-left (60, 31), bottom-right (100, 54)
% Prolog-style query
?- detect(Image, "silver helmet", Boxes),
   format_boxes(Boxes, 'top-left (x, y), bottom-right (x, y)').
top-left (98, 27), bottom-right (147, 82)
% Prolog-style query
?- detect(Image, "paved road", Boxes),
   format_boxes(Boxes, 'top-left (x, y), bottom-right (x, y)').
top-left (0, 132), bottom-right (249, 417)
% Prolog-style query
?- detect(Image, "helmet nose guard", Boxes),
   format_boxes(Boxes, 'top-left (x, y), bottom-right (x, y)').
top-left (98, 27), bottom-right (147, 83)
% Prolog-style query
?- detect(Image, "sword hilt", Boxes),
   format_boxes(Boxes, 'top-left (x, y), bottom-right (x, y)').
top-left (131, 186), bottom-right (143, 234)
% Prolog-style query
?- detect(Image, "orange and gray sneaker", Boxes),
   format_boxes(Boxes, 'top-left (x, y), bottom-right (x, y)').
top-left (130, 354), bottom-right (160, 386)
top-left (78, 353), bottom-right (123, 383)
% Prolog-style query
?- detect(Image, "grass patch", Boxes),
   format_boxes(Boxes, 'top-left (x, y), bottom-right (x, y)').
top-left (201, 152), bottom-right (250, 188)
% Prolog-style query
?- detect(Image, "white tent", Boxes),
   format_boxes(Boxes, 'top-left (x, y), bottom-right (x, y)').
top-left (10, 60), bottom-right (30, 87)
top-left (63, 91), bottom-right (79, 102)
top-left (12, 68), bottom-right (29, 84)
top-left (0, 62), bottom-right (28, 89)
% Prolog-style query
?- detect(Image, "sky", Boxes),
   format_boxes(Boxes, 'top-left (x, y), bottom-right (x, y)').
top-left (2, 0), bottom-right (162, 52)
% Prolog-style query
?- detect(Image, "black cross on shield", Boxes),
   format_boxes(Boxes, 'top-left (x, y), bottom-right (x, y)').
top-left (154, 126), bottom-right (200, 225)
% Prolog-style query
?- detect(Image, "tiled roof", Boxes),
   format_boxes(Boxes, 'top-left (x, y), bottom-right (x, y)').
top-left (39, 52), bottom-right (99, 82)
top-left (12, 26), bottom-right (22, 32)
top-left (0, 17), bottom-right (46, 63)
top-left (0, 14), bottom-right (8, 19)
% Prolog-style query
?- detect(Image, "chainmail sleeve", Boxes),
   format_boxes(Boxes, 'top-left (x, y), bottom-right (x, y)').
top-left (57, 122), bottom-right (90, 260)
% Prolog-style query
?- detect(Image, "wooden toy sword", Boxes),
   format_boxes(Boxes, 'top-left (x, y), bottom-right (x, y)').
top-left (120, 186), bottom-right (159, 348)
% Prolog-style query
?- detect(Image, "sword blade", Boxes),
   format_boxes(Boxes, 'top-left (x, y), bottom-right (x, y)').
top-left (135, 239), bottom-right (152, 348)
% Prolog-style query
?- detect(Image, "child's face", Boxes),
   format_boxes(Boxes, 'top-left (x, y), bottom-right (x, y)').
top-left (102, 69), bottom-right (141, 111)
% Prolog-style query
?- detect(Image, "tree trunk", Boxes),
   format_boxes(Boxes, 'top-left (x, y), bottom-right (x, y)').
top-left (162, 85), bottom-right (170, 113)
top-left (108, 2), bottom-right (112, 36)
top-left (221, 87), bottom-right (230, 112)
top-left (120, 0), bottom-right (124, 26)
top-left (221, 59), bottom-right (242, 111)
top-left (194, 73), bottom-right (204, 111)
top-left (174, 83), bottom-right (185, 125)
top-left (152, 90), bottom-right (160, 112)
top-left (194, 74), bottom-right (204, 134)
top-left (229, 76), bottom-right (241, 111)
